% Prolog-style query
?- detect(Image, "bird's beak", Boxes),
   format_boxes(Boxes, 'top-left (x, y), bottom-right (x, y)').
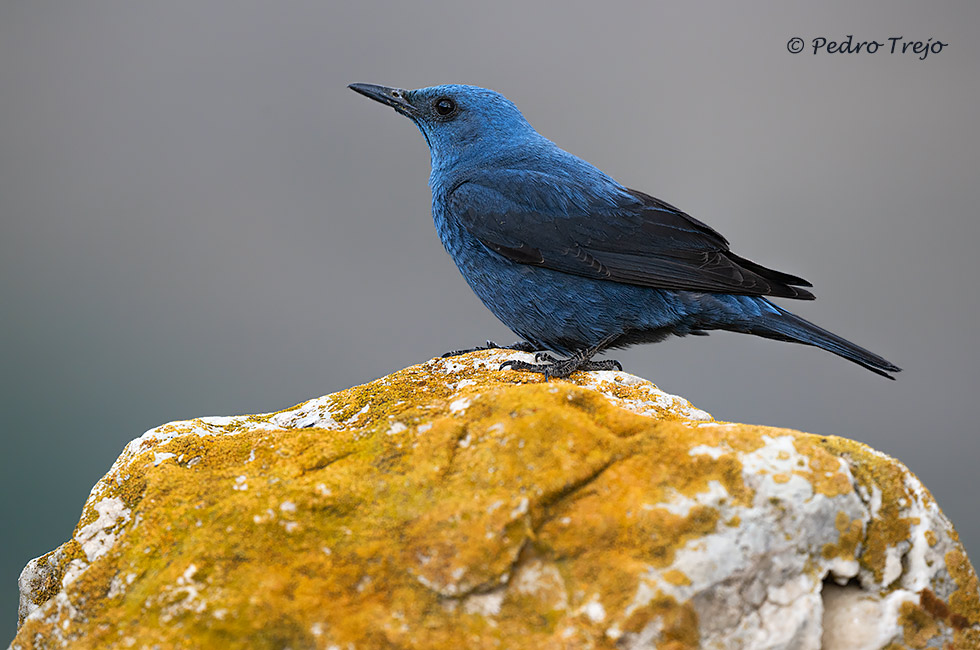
top-left (348, 83), bottom-right (418, 116)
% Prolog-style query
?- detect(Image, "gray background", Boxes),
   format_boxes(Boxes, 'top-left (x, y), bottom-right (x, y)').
top-left (1, 1), bottom-right (977, 640)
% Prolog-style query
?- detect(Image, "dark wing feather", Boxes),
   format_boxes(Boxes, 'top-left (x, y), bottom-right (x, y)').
top-left (448, 174), bottom-right (815, 300)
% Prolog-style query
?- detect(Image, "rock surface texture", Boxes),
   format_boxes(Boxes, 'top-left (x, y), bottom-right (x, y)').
top-left (10, 351), bottom-right (980, 649)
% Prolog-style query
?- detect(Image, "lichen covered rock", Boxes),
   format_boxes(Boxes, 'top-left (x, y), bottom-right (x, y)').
top-left (10, 351), bottom-right (980, 649)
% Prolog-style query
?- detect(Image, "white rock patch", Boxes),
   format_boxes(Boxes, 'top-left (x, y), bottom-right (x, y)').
top-left (75, 497), bottom-right (131, 563)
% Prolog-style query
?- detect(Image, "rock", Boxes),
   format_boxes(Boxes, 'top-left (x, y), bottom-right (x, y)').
top-left (9, 350), bottom-right (980, 649)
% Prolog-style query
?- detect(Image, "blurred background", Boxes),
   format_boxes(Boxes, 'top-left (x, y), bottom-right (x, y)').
top-left (1, 1), bottom-right (977, 639)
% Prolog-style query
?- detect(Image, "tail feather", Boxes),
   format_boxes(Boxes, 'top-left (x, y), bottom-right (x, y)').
top-left (754, 306), bottom-right (902, 379)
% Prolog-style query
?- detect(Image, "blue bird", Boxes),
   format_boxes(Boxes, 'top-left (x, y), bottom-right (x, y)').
top-left (349, 83), bottom-right (901, 380)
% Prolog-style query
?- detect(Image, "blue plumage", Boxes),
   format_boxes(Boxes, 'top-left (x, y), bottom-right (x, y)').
top-left (349, 83), bottom-right (900, 379)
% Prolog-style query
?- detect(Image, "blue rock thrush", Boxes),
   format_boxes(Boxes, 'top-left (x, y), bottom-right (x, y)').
top-left (349, 83), bottom-right (900, 380)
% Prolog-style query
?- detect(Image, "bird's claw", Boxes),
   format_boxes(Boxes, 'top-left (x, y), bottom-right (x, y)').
top-left (500, 332), bottom-right (624, 379)
top-left (444, 340), bottom-right (536, 358)
top-left (499, 359), bottom-right (555, 380)
top-left (499, 357), bottom-right (623, 380)
top-left (443, 342), bottom-right (493, 358)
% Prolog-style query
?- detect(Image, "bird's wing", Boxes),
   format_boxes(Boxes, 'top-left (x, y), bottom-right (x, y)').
top-left (448, 170), bottom-right (814, 300)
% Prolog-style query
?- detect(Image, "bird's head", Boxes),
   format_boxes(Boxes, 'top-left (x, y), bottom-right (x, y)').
top-left (349, 83), bottom-right (539, 170)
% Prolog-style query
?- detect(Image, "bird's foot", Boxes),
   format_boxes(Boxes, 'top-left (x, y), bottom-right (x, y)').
top-left (500, 333), bottom-right (623, 380)
top-left (500, 357), bottom-right (622, 380)
top-left (442, 340), bottom-right (537, 358)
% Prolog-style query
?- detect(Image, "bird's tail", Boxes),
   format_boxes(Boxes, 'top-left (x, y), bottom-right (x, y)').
top-left (750, 304), bottom-right (902, 379)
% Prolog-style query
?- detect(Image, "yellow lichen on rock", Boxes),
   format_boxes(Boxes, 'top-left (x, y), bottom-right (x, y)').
top-left (821, 511), bottom-right (864, 562)
top-left (10, 350), bottom-right (980, 649)
top-left (813, 436), bottom-right (922, 585)
top-left (791, 436), bottom-right (855, 497)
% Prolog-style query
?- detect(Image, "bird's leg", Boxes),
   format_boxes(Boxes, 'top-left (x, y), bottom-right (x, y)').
top-left (500, 333), bottom-right (623, 380)
top-left (442, 340), bottom-right (537, 358)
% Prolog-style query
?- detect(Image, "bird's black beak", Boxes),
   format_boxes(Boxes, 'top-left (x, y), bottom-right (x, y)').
top-left (348, 83), bottom-right (417, 116)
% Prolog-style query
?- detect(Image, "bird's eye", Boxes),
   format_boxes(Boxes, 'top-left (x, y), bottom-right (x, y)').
top-left (433, 97), bottom-right (457, 116)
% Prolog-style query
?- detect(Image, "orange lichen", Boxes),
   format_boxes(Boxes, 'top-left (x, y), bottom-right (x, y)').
top-left (792, 437), bottom-right (853, 497)
top-left (804, 436), bottom-right (919, 584)
top-left (662, 570), bottom-right (692, 587)
top-left (619, 593), bottom-right (699, 649)
top-left (821, 512), bottom-right (864, 561)
top-left (947, 548), bottom-right (980, 649)
top-left (898, 600), bottom-right (940, 649)
top-left (893, 587), bottom-right (978, 649)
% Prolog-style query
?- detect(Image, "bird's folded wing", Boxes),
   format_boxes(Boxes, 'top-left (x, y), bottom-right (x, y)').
top-left (448, 171), bottom-right (814, 300)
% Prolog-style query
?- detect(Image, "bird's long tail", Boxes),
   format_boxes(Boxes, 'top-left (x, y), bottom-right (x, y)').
top-left (749, 303), bottom-right (902, 379)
